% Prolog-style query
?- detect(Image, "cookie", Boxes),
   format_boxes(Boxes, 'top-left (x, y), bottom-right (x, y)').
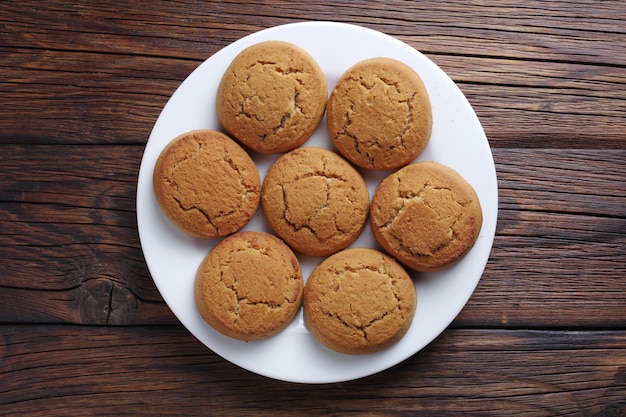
top-left (326, 57), bottom-right (432, 170)
top-left (370, 161), bottom-right (483, 272)
top-left (194, 231), bottom-right (303, 341)
top-left (216, 41), bottom-right (328, 154)
top-left (261, 147), bottom-right (369, 257)
top-left (303, 248), bottom-right (416, 354)
top-left (152, 129), bottom-right (260, 239)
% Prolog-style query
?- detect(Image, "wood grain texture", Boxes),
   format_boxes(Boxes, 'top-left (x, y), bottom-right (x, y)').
top-left (457, 148), bottom-right (626, 327)
top-left (3, 0), bottom-right (624, 64)
top-left (0, 145), bottom-right (175, 325)
top-left (1, 0), bottom-right (625, 414)
top-left (1, 1), bottom-right (625, 147)
top-left (1, 146), bottom-right (624, 327)
top-left (1, 326), bottom-right (625, 416)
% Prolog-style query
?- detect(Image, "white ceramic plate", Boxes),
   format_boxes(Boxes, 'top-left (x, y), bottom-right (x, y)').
top-left (137, 21), bottom-right (497, 384)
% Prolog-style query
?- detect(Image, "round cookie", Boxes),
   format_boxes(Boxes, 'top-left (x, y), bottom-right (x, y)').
top-left (153, 129), bottom-right (260, 239)
top-left (216, 40), bottom-right (328, 154)
top-left (194, 231), bottom-right (303, 341)
top-left (261, 147), bottom-right (369, 257)
top-left (303, 248), bottom-right (416, 354)
top-left (326, 57), bottom-right (432, 170)
top-left (370, 161), bottom-right (483, 272)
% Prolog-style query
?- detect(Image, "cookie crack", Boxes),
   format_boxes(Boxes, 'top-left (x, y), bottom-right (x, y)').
top-left (279, 164), bottom-right (351, 240)
top-left (294, 170), bottom-right (348, 183)
top-left (263, 90), bottom-right (301, 140)
top-left (256, 60), bottom-right (277, 66)
top-left (165, 139), bottom-right (202, 187)
top-left (168, 145), bottom-right (256, 237)
top-left (249, 60), bottom-right (305, 71)
top-left (240, 60), bottom-right (307, 122)
top-left (322, 266), bottom-right (400, 342)
top-left (347, 77), bottom-right (414, 162)
top-left (215, 252), bottom-right (240, 316)
top-left (217, 246), bottom-right (293, 320)
top-left (239, 297), bottom-right (284, 310)
top-left (340, 105), bottom-right (361, 154)
top-left (361, 309), bottom-right (394, 342)
top-left (238, 95), bottom-right (266, 122)
top-left (377, 75), bottom-right (402, 93)
top-left (398, 93), bottom-right (415, 142)
top-left (378, 178), bottom-right (428, 229)
top-left (172, 195), bottom-right (218, 233)
top-left (275, 65), bottom-right (306, 78)
top-left (321, 305), bottom-right (367, 339)
top-left (382, 183), bottom-right (466, 257)
top-left (222, 148), bottom-right (256, 213)
top-left (280, 182), bottom-right (322, 239)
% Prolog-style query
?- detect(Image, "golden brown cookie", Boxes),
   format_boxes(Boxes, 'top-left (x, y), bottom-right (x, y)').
top-left (303, 248), bottom-right (416, 354)
top-left (152, 129), bottom-right (260, 239)
top-left (216, 41), bottom-right (328, 154)
top-left (326, 57), bottom-right (432, 170)
top-left (370, 161), bottom-right (483, 272)
top-left (261, 147), bottom-right (369, 257)
top-left (194, 231), bottom-right (303, 341)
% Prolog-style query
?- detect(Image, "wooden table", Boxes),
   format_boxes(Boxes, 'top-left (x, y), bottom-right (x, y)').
top-left (2, 1), bottom-right (625, 415)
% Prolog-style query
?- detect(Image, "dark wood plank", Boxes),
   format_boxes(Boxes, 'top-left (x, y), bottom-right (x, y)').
top-left (0, 145), bottom-right (176, 325)
top-left (436, 56), bottom-right (626, 148)
top-left (1, 1), bottom-right (624, 415)
top-left (1, 325), bottom-right (625, 415)
top-left (1, 1), bottom-right (625, 147)
top-left (3, 47), bottom-right (624, 147)
top-left (457, 148), bottom-right (626, 327)
top-left (2, 1), bottom-right (624, 64)
top-left (1, 146), bottom-right (624, 327)
top-left (0, 47), bottom-right (189, 145)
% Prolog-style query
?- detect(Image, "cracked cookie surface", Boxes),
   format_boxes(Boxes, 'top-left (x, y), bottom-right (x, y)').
top-left (303, 248), bottom-right (416, 354)
top-left (216, 40), bottom-right (327, 154)
top-left (371, 161), bottom-right (483, 272)
top-left (194, 231), bottom-right (303, 341)
top-left (152, 129), bottom-right (260, 239)
top-left (261, 147), bottom-right (369, 257)
top-left (326, 57), bottom-right (432, 170)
